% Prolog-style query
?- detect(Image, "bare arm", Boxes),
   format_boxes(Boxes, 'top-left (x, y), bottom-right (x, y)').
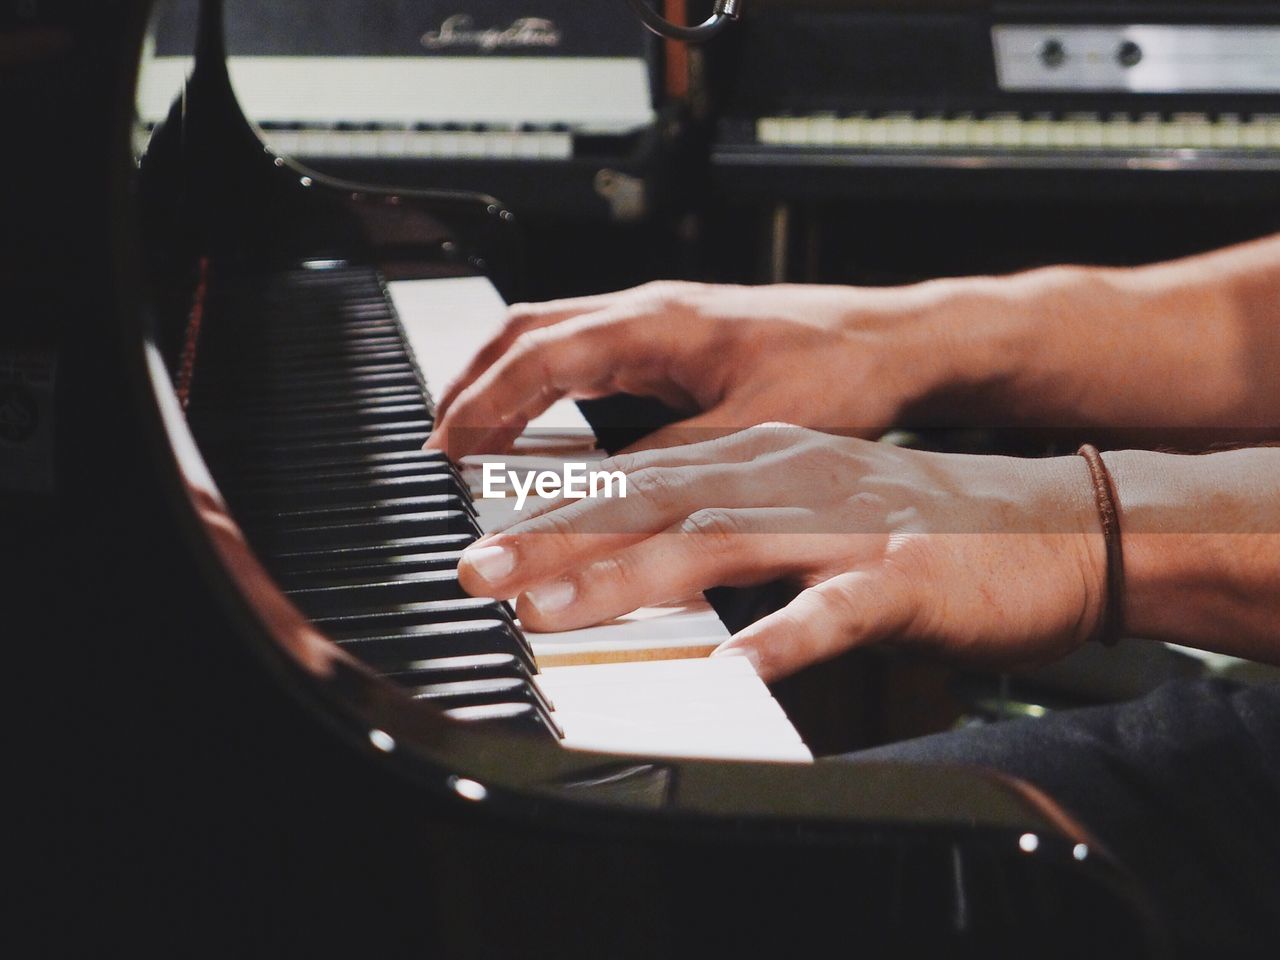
top-left (937, 233), bottom-right (1280, 440)
top-left (427, 233), bottom-right (1280, 458)
top-left (1107, 447), bottom-right (1280, 664)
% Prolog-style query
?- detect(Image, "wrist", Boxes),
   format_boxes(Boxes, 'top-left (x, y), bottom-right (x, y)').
top-left (864, 268), bottom-right (1100, 429)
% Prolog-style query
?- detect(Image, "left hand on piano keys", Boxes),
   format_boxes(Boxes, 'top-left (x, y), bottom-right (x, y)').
top-left (457, 425), bottom-right (1110, 681)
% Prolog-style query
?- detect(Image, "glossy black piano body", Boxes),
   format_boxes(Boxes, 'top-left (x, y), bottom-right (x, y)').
top-left (6, 1), bottom-right (1164, 954)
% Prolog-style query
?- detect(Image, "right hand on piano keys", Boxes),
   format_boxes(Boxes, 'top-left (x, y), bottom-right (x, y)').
top-left (424, 279), bottom-right (962, 459)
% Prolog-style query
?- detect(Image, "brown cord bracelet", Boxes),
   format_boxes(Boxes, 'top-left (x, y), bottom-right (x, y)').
top-left (1077, 444), bottom-right (1125, 646)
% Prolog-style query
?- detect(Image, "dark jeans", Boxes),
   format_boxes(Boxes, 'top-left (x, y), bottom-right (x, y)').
top-left (837, 679), bottom-right (1280, 956)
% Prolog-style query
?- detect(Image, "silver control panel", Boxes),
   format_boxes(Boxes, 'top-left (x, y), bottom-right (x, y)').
top-left (993, 25), bottom-right (1280, 93)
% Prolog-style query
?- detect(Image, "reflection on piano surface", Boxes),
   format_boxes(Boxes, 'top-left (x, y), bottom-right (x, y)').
top-left (5, 0), bottom-right (1169, 954)
top-left (137, 0), bottom-right (690, 221)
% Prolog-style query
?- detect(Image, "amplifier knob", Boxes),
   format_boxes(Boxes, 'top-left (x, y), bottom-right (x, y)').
top-left (1039, 38), bottom-right (1067, 69)
top-left (1117, 40), bottom-right (1144, 68)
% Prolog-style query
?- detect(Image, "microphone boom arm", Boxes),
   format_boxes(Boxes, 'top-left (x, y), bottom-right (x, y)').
top-left (624, 0), bottom-right (743, 42)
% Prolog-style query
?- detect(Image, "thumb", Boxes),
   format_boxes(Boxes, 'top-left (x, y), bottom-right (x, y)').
top-left (713, 568), bottom-right (917, 682)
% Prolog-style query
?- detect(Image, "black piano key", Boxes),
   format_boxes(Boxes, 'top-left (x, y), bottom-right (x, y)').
top-left (236, 475), bottom-right (458, 512)
top-left (261, 495), bottom-right (475, 527)
top-left (194, 385), bottom-right (424, 417)
top-left (254, 509), bottom-right (479, 553)
top-left (225, 421), bottom-right (435, 450)
top-left (265, 533), bottom-right (474, 571)
top-left (318, 598), bottom-right (516, 634)
top-left (229, 431), bottom-right (432, 462)
top-left (332, 617), bottom-right (532, 670)
top-left (229, 448), bottom-right (448, 478)
top-left (235, 402), bottom-right (429, 430)
top-left (443, 702), bottom-right (563, 740)
top-left (285, 570), bottom-right (469, 617)
top-left (226, 341), bottom-right (409, 365)
top-left (226, 470), bottom-right (462, 506)
top-left (382, 652), bottom-right (532, 686)
top-left (407, 677), bottom-right (555, 719)
top-left (186, 263), bottom-right (545, 730)
top-left (271, 551), bottom-right (465, 586)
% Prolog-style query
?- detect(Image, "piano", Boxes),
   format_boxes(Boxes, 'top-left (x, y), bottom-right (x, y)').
top-left (135, 0), bottom-right (693, 222)
top-left (704, 0), bottom-right (1280, 283)
top-left (6, 0), bottom-right (1165, 953)
top-left (713, 0), bottom-right (1280, 200)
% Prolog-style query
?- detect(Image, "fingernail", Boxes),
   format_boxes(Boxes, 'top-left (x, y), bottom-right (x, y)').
top-left (711, 644), bottom-right (761, 674)
top-left (523, 580), bottom-right (576, 617)
top-left (465, 544), bottom-right (515, 584)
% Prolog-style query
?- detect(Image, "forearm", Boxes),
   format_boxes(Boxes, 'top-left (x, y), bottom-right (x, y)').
top-left (895, 233), bottom-right (1280, 440)
top-left (1105, 447), bottom-right (1280, 663)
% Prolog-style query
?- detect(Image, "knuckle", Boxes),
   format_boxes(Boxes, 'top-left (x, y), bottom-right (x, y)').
top-left (511, 325), bottom-right (555, 357)
top-left (528, 506), bottom-right (578, 544)
top-left (638, 279), bottom-right (686, 299)
top-left (590, 551), bottom-right (637, 590)
top-left (630, 466), bottom-right (687, 510)
top-left (680, 509), bottom-right (748, 556)
top-left (803, 585), bottom-right (858, 632)
top-left (752, 422), bottom-right (810, 449)
top-left (633, 280), bottom-right (695, 312)
top-left (510, 327), bottom-right (562, 382)
top-left (503, 304), bottom-right (545, 333)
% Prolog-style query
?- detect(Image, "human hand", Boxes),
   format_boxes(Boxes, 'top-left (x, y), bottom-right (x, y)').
top-left (457, 425), bottom-right (1108, 680)
top-left (425, 280), bottom-right (961, 459)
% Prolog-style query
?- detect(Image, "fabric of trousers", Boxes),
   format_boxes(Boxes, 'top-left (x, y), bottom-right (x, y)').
top-left (835, 679), bottom-right (1280, 956)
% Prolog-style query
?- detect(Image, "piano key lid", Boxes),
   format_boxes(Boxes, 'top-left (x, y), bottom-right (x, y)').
top-left (624, 0), bottom-right (743, 43)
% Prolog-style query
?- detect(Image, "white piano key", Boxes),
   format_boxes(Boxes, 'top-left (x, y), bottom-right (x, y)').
top-left (542, 669), bottom-right (771, 704)
top-left (527, 598), bottom-right (729, 666)
top-left (757, 117), bottom-right (784, 145)
top-left (388, 276), bottom-right (595, 436)
top-left (349, 131), bottom-right (381, 157)
top-left (809, 114), bottom-right (838, 145)
top-left (556, 725), bottom-right (812, 762)
top-left (537, 654), bottom-right (756, 687)
top-left (749, 110), bottom-right (1280, 156)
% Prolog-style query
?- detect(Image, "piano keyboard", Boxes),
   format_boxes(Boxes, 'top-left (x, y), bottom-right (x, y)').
top-left (728, 110), bottom-right (1280, 169)
top-left (255, 123), bottom-right (574, 162)
top-left (187, 262), bottom-right (810, 763)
